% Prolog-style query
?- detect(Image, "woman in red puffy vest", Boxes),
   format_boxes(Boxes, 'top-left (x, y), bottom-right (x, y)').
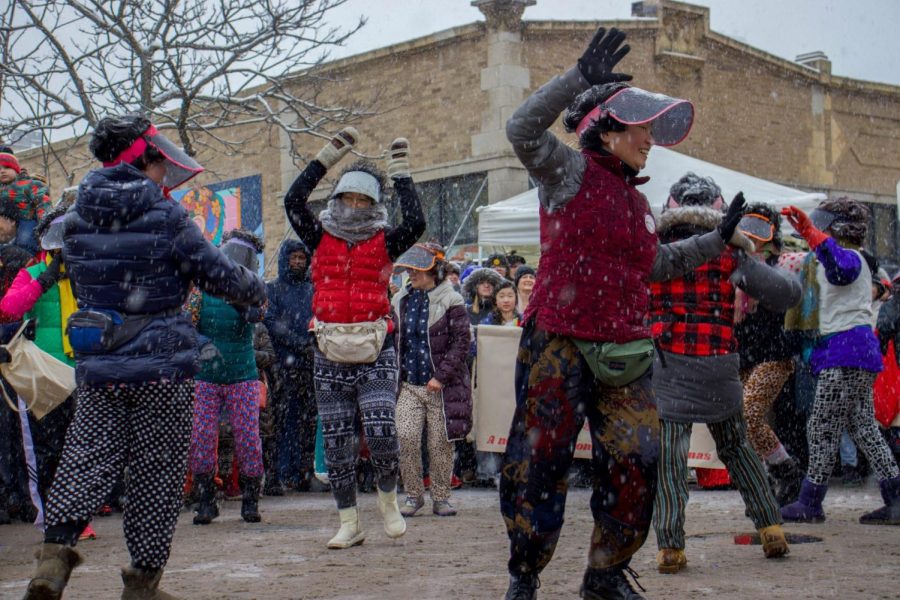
top-left (283, 128), bottom-right (425, 550)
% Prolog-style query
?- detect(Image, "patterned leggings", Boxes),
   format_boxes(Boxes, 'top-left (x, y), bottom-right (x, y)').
top-left (500, 323), bottom-right (659, 575)
top-left (189, 380), bottom-right (263, 477)
top-left (654, 414), bottom-right (782, 550)
top-left (314, 344), bottom-right (399, 509)
top-left (44, 381), bottom-right (194, 570)
top-left (806, 368), bottom-right (900, 485)
top-left (741, 360), bottom-right (794, 460)
top-left (396, 383), bottom-right (454, 502)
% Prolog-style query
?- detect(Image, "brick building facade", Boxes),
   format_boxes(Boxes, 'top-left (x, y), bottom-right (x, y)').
top-left (23, 0), bottom-right (900, 270)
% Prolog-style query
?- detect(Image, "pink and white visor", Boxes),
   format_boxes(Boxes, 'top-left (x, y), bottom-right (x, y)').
top-left (576, 87), bottom-right (695, 147)
top-left (103, 124), bottom-right (203, 190)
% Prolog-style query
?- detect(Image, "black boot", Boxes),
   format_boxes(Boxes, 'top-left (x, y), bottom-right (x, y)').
top-left (769, 457), bottom-right (803, 506)
top-left (240, 476), bottom-right (262, 523)
top-left (192, 474), bottom-right (219, 525)
top-left (504, 571), bottom-right (540, 600)
top-left (581, 565), bottom-right (646, 600)
top-left (859, 475), bottom-right (900, 525)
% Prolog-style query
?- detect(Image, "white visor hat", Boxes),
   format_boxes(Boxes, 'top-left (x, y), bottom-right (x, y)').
top-left (332, 171), bottom-right (381, 204)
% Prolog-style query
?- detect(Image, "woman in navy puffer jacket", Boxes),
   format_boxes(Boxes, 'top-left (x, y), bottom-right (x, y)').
top-left (24, 114), bottom-right (265, 600)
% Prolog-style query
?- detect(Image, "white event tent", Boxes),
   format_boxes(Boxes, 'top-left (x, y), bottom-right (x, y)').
top-left (476, 146), bottom-right (827, 248)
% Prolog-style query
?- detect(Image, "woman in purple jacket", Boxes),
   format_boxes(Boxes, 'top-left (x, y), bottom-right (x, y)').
top-left (392, 243), bottom-right (472, 518)
top-left (780, 199), bottom-right (900, 525)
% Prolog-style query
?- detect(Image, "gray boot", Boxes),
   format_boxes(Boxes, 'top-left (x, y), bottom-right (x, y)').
top-left (120, 566), bottom-right (179, 600)
top-left (24, 543), bottom-right (83, 600)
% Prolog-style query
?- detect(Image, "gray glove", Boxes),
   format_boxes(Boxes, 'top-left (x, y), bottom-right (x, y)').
top-left (315, 126), bottom-right (359, 169)
top-left (198, 342), bottom-right (222, 363)
top-left (387, 138), bottom-right (411, 179)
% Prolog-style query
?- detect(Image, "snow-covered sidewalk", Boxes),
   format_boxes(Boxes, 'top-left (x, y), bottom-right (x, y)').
top-left (0, 483), bottom-right (895, 599)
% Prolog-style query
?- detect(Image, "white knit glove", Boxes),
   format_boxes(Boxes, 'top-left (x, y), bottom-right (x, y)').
top-left (387, 137), bottom-right (411, 179)
top-left (315, 126), bottom-right (359, 169)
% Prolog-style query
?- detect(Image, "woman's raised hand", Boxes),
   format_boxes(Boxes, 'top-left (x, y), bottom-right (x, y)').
top-left (577, 27), bottom-right (633, 86)
top-left (387, 137), bottom-right (411, 179)
top-left (315, 126), bottom-right (359, 169)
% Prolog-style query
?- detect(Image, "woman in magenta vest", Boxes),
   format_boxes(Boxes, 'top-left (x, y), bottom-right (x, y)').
top-left (283, 129), bottom-right (425, 549)
top-left (500, 27), bottom-right (746, 600)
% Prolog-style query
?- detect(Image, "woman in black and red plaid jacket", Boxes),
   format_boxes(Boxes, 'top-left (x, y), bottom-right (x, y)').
top-left (649, 172), bottom-right (802, 574)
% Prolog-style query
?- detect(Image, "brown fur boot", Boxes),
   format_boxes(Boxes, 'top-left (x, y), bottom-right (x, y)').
top-left (24, 543), bottom-right (83, 600)
top-left (120, 566), bottom-right (180, 599)
top-left (759, 525), bottom-right (790, 558)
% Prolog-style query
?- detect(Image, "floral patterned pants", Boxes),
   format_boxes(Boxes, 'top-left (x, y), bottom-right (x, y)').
top-left (499, 322), bottom-right (659, 575)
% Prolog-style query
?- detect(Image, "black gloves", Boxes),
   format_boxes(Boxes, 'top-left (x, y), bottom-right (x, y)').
top-left (718, 192), bottom-right (746, 243)
top-left (37, 255), bottom-right (63, 291)
top-left (577, 27), bottom-right (633, 86)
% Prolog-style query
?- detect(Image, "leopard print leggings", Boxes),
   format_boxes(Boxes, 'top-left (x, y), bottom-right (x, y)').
top-left (741, 359), bottom-right (794, 461)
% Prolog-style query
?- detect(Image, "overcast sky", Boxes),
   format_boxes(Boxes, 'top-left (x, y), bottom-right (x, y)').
top-left (322, 0), bottom-right (900, 87)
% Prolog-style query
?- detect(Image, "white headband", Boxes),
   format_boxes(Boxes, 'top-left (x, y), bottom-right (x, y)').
top-left (333, 171), bottom-right (381, 204)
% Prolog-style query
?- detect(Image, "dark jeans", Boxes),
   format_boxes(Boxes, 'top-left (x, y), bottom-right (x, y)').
top-left (274, 362), bottom-right (316, 486)
top-left (500, 322), bottom-right (659, 575)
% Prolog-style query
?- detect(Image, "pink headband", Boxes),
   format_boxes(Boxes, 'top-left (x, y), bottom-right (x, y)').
top-left (102, 125), bottom-right (158, 167)
top-left (575, 105), bottom-right (608, 138)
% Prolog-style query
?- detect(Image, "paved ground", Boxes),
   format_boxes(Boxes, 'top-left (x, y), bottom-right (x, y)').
top-left (0, 482), bottom-right (896, 599)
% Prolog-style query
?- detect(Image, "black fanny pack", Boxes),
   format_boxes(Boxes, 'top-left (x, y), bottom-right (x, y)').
top-left (66, 308), bottom-right (178, 354)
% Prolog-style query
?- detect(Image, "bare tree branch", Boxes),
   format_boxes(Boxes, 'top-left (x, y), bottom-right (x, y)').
top-left (1, 0), bottom-right (374, 163)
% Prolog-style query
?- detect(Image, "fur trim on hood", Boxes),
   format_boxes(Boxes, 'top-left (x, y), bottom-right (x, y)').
top-left (222, 228), bottom-right (265, 252)
top-left (462, 267), bottom-right (505, 300)
top-left (656, 206), bottom-right (754, 252)
top-left (657, 205), bottom-right (722, 236)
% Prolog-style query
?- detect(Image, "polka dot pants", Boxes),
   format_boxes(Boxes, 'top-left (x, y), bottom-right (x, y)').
top-left (44, 380), bottom-right (194, 570)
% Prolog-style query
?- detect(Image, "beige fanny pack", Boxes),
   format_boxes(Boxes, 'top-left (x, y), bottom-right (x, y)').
top-left (311, 318), bottom-right (389, 364)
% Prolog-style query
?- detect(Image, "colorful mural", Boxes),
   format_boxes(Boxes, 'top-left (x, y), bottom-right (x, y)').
top-left (171, 175), bottom-right (263, 248)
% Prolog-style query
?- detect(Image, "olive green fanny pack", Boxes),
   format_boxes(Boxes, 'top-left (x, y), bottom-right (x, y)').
top-left (572, 338), bottom-right (655, 387)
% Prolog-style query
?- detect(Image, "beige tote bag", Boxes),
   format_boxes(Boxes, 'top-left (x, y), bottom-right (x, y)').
top-left (0, 321), bottom-right (76, 420)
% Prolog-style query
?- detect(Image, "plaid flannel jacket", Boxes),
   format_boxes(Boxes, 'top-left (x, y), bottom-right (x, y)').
top-left (650, 248), bottom-right (738, 356)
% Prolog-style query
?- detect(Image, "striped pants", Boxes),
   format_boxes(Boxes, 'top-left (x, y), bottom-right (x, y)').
top-left (654, 414), bottom-right (782, 550)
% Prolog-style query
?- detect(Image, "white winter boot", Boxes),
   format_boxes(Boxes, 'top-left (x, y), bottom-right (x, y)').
top-left (326, 506), bottom-right (365, 549)
top-left (377, 488), bottom-right (407, 538)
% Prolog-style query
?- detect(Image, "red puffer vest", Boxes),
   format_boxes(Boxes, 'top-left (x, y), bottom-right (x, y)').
top-left (311, 231), bottom-right (392, 323)
top-left (525, 150), bottom-right (658, 343)
top-left (650, 249), bottom-right (738, 356)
